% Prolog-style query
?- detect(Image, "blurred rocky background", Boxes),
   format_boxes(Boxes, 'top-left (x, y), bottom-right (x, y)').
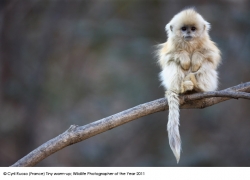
top-left (0, 0), bottom-right (250, 166)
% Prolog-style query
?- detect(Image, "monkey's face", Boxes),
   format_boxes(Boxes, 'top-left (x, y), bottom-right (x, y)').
top-left (175, 23), bottom-right (206, 42)
top-left (179, 25), bottom-right (197, 41)
top-left (168, 23), bottom-right (204, 42)
top-left (166, 9), bottom-right (210, 42)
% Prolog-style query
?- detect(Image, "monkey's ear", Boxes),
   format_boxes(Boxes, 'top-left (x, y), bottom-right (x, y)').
top-left (165, 23), bottom-right (173, 32)
top-left (170, 25), bottom-right (173, 31)
top-left (204, 21), bottom-right (211, 31)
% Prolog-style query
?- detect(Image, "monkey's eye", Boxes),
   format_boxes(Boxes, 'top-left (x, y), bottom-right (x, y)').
top-left (181, 27), bottom-right (187, 31)
top-left (191, 27), bottom-right (196, 31)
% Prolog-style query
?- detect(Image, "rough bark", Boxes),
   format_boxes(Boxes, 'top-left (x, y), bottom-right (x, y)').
top-left (11, 82), bottom-right (250, 167)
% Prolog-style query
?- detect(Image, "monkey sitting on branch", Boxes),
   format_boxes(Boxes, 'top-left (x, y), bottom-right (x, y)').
top-left (157, 8), bottom-right (221, 163)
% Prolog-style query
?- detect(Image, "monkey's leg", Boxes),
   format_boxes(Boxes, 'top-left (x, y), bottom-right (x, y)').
top-left (160, 62), bottom-right (186, 94)
top-left (192, 63), bottom-right (218, 92)
top-left (191, 52), bottom-right (204, 72)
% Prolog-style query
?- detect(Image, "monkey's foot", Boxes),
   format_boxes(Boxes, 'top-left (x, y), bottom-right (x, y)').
top-left (184, 73), bottom-right (197, 83)
top-left (181, 80), bottom-right (194, 93)
top-left (184, 73), bottom-right (202, 92)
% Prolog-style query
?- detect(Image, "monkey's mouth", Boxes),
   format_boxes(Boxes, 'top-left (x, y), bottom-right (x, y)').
top-left (184, 36), bottom-right (193, 41)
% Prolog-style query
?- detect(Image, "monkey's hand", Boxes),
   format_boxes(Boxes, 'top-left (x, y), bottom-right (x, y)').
top-left (176, 51), bottom-right (191, 70)
top-left (191, 52), bottom-right (204, 72)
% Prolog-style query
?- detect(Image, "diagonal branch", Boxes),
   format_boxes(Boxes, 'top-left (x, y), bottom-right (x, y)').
top-left (11, 82), bottom-right (250, 167)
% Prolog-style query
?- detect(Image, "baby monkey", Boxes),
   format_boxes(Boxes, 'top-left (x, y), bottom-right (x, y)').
top-left (157, 8), bottom-right (221, 163)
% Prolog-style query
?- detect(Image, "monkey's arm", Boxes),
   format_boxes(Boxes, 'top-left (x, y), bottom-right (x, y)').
top-left (158, 42), bottom-right (191, 71)
top-left (191, 40), bottom-right (221, 72)
top-left (174, 51), bottom-right (191, 70)
top-left (205, 49), bottom-right (221, 69)
top-left (191, 46), bottom-right (221, 72)
top-left (158, 43), bottom-right (194, 93)
top-left (186, 59), bottom-right (219, 92)
top-left (159, 51), bottom-right (190, 70)
top-left (187, 45), bottom-right (221, 92)
top-left (191, 51), bottom-right (204, 72)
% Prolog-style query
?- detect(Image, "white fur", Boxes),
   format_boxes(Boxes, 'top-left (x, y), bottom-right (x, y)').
top-left (166, 90), bottom-right (181, 163)
top-left (157, 8), bottom-right (221, 163)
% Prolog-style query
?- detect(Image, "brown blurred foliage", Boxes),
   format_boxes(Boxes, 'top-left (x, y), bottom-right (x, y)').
top-left (0, 0), bottom-right (250, 166)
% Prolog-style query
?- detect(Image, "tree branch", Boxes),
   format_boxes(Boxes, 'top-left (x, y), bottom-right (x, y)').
top-left (11, 82), bottom-right (250, 167)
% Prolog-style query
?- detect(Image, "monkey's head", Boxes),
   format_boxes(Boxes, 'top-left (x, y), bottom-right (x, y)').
top-left (166, 8), bottom-right (210, 42)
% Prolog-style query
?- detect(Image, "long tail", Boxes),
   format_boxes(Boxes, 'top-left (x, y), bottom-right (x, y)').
top-left (166, 90), bottom-right (181, 163)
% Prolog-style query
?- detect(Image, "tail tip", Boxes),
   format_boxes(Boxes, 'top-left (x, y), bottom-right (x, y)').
top-left (176, 156), bottom-right (180, 163)
top-left (174, 154), bottom-right (180, 164)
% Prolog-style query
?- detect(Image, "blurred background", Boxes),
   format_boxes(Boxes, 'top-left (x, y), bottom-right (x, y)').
top-left (0, 0), bottom-right (250, 167)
